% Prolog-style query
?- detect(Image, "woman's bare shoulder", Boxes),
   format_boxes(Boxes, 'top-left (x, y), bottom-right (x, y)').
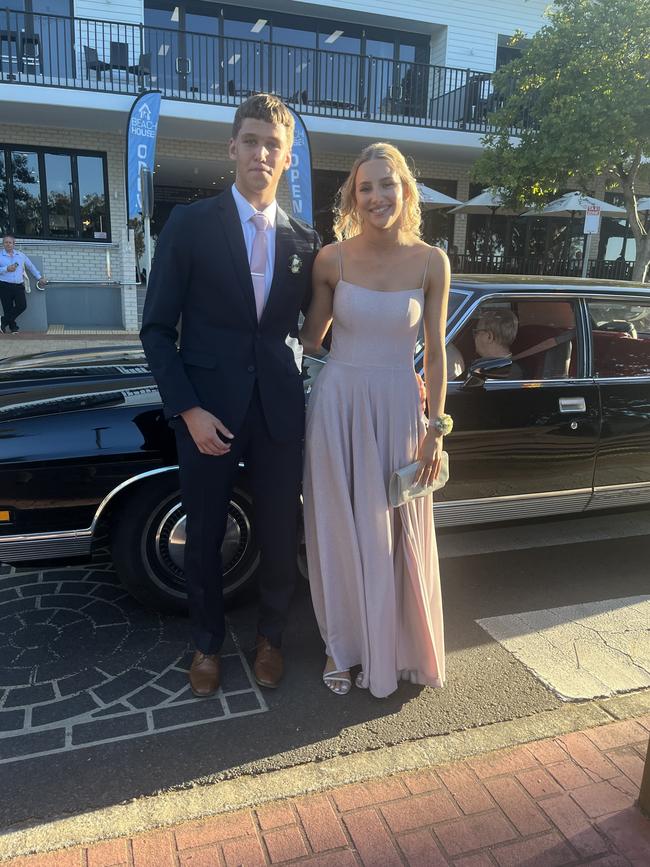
top-left (315, 242), bottom-right (340, 263)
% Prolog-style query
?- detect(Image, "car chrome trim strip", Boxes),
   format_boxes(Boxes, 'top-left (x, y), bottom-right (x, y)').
top-left (90, 465), bottom-right (179, 532)
top-left (595, 376), bottom-right (650, 384)
top-left (0, 528), bottom-right (93, 561)
top-left (0, 468), bottom-right (181, 562)
top-left (588, 483), bottom-right (650, 512)
top-left (433, 488), bottom-right (592, 528)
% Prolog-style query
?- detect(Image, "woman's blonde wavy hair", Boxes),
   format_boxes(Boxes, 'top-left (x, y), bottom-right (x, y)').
top-left (333, 142), bottom-right (421, 241)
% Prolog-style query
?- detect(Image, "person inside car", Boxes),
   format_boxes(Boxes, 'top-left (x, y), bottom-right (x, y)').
top-left (472, 308), bottom-right (524, 379)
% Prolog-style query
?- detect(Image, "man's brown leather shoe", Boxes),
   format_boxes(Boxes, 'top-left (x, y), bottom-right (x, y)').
top-left (253, 635), bottom-right (283, 688)
top-left (189, 651), bottom-right (220, 697)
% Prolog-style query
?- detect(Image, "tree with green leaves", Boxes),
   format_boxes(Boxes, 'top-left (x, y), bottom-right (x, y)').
top-left (473, 0), bottom-right (650, 281)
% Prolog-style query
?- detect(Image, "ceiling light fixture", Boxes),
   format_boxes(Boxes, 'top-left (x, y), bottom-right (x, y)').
top-left (324, 30), bottom-right (344, 44)
top-left (170, 6), bottom-right (179, 22)
top-left (227, 53), bottom-right (241, 65)
top-left (158, 44), bottom-right (170, 56)
top-left (251, 18), bottom-right (267, 33)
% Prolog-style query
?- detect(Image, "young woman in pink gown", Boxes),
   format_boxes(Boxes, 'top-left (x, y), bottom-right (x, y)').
top-left (300, 143), bottom-right (451, 698)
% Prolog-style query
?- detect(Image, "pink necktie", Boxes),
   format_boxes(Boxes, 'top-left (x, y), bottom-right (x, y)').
top-left (250, 212), bottom-right (269, 321)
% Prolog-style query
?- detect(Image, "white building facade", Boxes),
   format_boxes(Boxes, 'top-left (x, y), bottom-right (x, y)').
top-left (0, 0), bottom-right (634, 331)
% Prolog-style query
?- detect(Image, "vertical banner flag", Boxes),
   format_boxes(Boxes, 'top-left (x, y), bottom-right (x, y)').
top-left (126, 91), bottom-right (162, 222)
top-left (287, 108), bottom-right (314, 226)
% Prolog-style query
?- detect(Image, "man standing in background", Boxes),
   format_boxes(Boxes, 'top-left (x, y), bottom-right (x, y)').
top-left (0, 234), bottom-right (48, 334)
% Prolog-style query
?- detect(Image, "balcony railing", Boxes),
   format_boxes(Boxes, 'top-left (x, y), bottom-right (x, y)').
top-left (452, 254), bottom-right (636, 281)
top-left (0, 9), bottom-right (523, 133)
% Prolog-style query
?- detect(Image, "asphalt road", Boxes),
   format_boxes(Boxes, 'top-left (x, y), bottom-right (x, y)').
top-left (1, 509), bottom-right (649, 832)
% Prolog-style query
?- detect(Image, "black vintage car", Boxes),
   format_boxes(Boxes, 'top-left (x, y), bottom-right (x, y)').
top-left (2, 276), bottom-right (650, 612)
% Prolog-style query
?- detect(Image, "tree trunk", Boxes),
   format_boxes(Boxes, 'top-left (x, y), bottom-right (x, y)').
top-left (632, 235), bottom-right (650, 283)
top-left (618, 169), bottom-right (649, 283)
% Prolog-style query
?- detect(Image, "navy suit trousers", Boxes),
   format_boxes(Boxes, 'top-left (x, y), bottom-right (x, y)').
top-left (174, 384), bottom-right (303, 654)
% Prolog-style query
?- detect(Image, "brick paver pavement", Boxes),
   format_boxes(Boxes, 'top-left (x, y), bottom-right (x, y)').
top-left (6, 716), bottom-right (650, 866)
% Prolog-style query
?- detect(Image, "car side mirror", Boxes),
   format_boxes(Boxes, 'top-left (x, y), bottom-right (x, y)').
top-left (462, 356), bottom-right (513, 388)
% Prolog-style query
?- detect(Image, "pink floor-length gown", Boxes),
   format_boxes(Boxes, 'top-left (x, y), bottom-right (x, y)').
top-left (303, 245), bottom-right (445, 698)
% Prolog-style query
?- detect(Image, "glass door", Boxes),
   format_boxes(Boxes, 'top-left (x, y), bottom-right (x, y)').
top-left (145, 2), bottom-right (220, 96)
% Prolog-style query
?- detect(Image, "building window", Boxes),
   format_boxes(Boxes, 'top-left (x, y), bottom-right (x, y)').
top-left (496, 34), bottom-right (524, 70)
top-left (12, 150), bottom-right (43, 238)
top-left (44, 152), bottom-right (74, 239)
top-left (1, 145), bottom-right (110, 241)
top-left (78, 156), bottom-right (109, 240)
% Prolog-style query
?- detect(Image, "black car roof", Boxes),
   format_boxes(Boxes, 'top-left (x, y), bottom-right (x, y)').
top-left (451, 274), bottom-right (650, 295)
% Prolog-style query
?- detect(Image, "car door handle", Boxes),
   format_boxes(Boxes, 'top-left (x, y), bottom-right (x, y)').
top-left (559, 397), bottom-right (586, 413)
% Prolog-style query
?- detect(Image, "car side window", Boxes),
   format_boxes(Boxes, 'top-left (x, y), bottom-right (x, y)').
top-left (447, 298), bottom-right (578, 381)
top-left (589, 300), bottom-right (650, 378)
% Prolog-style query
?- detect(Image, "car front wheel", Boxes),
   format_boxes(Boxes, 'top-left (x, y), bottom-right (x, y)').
top-left (110, 473), bottom-right (260, 613)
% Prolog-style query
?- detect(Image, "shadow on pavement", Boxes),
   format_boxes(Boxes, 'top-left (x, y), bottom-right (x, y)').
top-left (1, 531), bottom-right (649, 829)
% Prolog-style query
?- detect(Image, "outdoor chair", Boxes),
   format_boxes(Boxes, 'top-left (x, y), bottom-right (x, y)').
top-left (108, 41), bottom-right (129, 82)
top-left (128, 51), bottom-right (151, 90)
top-left (19, 33), bottom-right (41, 75)
top-left (227, 78), bottom-right (254, 99)
top-left (83, 45), bottom-right (110, 81)
top-left (0, 29), bottom-right (19, 79)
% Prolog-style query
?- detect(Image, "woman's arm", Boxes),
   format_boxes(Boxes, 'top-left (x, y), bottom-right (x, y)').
top-left (423, 247), bottom-right (451, 417)
top-left (417, 246), bottom-right (451, 485)
top-left (299, 245), bottom-right (337, 356)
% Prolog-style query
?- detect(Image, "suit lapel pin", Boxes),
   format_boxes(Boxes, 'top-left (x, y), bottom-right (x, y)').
top-left (288, 254), bottom-right (302, 275)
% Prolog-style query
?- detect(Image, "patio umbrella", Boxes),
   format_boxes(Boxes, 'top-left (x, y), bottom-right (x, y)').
top-left (522, 192), bottom-right (626, 277)
top-left (449, 188), bottom-right (519, 260)
top-left (448, 187), bottom-right (513, 215)
top-left (416, 183), bottom-right (463, 210)
top-left (521, 191), bottom-right (626, 220)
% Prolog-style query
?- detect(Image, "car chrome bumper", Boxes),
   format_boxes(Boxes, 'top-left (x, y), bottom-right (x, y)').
top-left (0, 528), bottom-right (93, 562)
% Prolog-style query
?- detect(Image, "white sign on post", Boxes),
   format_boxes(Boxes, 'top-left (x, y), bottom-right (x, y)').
top-left (583, 204), bottom-right (601, 234)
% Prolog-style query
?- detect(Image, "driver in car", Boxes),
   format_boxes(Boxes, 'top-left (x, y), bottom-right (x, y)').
top-left (472, 309), bottom-right (524, 380)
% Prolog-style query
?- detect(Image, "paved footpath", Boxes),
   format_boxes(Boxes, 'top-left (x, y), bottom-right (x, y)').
top-left (5, 716), bottom-right (650, 866)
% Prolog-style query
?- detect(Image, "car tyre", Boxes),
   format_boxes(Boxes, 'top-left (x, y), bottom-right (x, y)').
top-left (110, 472), bottom-right (260, 614)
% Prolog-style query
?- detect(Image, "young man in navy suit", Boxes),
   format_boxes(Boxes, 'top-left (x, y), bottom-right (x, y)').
top-left (141, 94), bottom-right (319, 696)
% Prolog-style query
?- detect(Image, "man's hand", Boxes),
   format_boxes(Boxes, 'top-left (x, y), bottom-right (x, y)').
top-left (7, 263), bottom-right (18, 273)
top-left (180, 407), bottom-right (234, 456)
top-left (36, 277), bottom-right (48, 290)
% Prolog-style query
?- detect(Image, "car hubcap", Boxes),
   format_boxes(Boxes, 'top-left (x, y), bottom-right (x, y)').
top-left (154, 499), bottom-right (251, 580)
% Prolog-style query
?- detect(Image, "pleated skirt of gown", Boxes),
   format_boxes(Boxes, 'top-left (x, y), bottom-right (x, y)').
top-left (303, 355), bottom-right (445, 699)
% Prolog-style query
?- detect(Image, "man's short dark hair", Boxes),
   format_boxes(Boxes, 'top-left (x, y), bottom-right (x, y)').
top-left (231, 93), bottom-right (294, 148)
top-left (3, 233), bottom-right (16, 240)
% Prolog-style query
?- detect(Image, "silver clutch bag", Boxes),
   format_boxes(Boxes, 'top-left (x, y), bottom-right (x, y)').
top-left (389, 451), bottom-right (449, 508)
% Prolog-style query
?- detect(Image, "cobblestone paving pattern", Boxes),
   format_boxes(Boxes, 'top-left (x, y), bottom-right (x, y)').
top-left (0, 558), bottom-right (267, 764)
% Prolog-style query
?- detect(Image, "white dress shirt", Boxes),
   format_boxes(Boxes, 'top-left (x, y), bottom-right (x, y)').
top-left (0, 249), bottom-right (42, 284)
top-left (231, 183), bottom-right (277, 303)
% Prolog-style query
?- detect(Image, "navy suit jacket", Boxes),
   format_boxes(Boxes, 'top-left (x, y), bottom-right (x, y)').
top-left (140, 188), bottom-right (320, 442)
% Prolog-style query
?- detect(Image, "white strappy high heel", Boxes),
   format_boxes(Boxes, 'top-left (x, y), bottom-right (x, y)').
top-left (323, 657), bottom-right (351, 695)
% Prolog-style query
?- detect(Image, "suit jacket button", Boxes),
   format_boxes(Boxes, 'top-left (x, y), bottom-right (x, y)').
top-left (247, 365), bottom-right (255, 373)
